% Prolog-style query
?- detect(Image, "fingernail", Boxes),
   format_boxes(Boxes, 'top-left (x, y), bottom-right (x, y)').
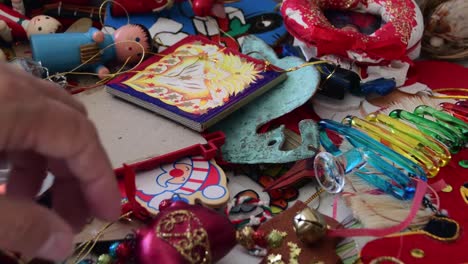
top-left (37, 232), bottom-right (73, 261)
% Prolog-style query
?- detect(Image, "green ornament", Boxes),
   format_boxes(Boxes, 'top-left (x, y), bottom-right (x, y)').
top-left (459, 160), bottom-right (468, 168)
top-left (267, 229), bottom-right (286, 248)
top-left (97, 254), bottom-right (113, 264)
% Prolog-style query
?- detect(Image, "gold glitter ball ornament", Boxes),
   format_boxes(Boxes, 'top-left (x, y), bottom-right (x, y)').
top-left (236, 226), bottom-right (256, 250)
top-left (293, 207), bottom-right (327, 244)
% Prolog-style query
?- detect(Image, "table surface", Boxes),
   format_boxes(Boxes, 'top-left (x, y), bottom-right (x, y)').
top-left (71, 61), bottom-right (467, 263)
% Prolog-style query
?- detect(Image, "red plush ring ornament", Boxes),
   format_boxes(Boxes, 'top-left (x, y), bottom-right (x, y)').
top-left (281, 0), bottom-right (423, 63)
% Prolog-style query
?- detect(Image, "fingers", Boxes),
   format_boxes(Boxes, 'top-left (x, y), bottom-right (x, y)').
top-left (49, 161), bottom-right (90, 232)
top-left (6, 151), bottom-right (47, 199)
top-left (0, 197), bottom-right (74, 261)
top-left (34, 79), bottom-right (87, 115)
top-left (0, 98), bottom-right (120, 221)
top-left (0, 63), bottom-right (86, 115)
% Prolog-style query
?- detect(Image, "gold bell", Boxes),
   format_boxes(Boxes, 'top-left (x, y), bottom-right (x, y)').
top-left (293, 207), bottom-right (327, 244)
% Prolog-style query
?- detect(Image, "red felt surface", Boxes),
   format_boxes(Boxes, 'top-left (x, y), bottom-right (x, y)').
top-left (362, 60), bottom-right (468, 263)
top-left (361, 149), bottom-right (468, 264)
top-left (407, 60), bottom-right (468, 89)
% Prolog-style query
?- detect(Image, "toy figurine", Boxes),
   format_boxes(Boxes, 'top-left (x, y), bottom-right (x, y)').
top-left (10, 0), bottom-right (25, 15)
top-left (0, 3), bottom-right (61, 42)
top-left (30, 24), bottom-right (152, 78)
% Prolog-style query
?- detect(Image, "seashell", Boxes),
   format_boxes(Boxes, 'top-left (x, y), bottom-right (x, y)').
top-left (427, 0), bottom-right (468, 40)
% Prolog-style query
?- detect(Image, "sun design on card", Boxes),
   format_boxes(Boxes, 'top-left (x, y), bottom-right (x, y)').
top-left (123, 43), bottom-right (262, 114)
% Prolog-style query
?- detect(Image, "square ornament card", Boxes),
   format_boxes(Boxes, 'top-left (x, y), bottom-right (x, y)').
top-left (106, 35), bottom-right (286, 131)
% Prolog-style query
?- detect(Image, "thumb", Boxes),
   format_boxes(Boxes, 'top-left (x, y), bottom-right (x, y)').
top-left (0, 197), bottom-right (74, 261)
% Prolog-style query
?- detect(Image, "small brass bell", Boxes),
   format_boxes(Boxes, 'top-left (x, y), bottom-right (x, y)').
top-left (293, 207), bottom-right (327, 244)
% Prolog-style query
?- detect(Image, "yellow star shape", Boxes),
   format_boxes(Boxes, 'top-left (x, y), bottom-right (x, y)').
top-left (267, 254), bottom-right (284, 264)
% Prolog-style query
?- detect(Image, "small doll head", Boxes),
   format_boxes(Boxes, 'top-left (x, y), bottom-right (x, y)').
top-left (26, 15), bottom-right (62, 38)
top-left (113, 24), bottom-right (152, 63)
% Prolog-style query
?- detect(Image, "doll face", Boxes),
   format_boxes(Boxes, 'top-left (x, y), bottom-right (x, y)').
top-left (167, 164), bottom-right (191, 184)
top-left (26, 15), bottom-right (62, 38)
top-left (114, 25), bottom-right (151, 63)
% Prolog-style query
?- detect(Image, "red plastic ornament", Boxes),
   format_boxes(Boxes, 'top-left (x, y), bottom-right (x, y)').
top-left (158, 199), bottom-right (173, 211)
top-left (191, 0), bottom-right (227, 18)
top-left (252, 230), bottom-right (268, 248)
top-left (116, 242), bottom-right (132, 260)
top-left (191, 0), bottom-right (216, 16)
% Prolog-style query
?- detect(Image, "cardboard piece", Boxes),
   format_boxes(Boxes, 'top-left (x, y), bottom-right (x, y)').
top-left (75, 86), bottom-right (206, 167)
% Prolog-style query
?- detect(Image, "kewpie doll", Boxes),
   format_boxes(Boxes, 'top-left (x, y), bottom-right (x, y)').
top-left (30, 24), bottom-right (152, 78)
top-left (0, 3), bottom-right (61, 42)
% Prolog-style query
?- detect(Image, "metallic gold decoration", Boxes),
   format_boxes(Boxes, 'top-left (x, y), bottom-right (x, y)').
top-left (442, 184), bottom-right (453, 192)
top-left (236, 226), bottom-right (256, 250)
top-left (293, 207), bottom-right (327, 244)
top-left (370, 256), bottom-right (405, 264)
top-left (156, 210), bottom-right (211, 264)
top-left (410, 248), bottom-right (425, 258)
top-left (287, 242), bottom-right (301, 264)
top-left (267, 254), bottom-right (285, 264)
top-left (460, 184), bottom-right (468, 204)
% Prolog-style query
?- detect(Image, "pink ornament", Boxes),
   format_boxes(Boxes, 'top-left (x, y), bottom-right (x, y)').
top-left (136, 201), bottom-right (236, 264)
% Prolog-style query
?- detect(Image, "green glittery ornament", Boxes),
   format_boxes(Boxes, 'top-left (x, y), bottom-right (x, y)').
top-left (267, 229), bottom-right (286, 248)
top-left (97, 254), bottom-right (112, 264)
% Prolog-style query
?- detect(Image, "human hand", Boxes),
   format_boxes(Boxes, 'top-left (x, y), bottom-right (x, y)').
top-left (0, 63), bottom-right (120, 261)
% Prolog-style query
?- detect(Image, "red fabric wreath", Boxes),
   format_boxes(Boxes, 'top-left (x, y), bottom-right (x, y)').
top-left (281, 0), bottom-right (423, 63)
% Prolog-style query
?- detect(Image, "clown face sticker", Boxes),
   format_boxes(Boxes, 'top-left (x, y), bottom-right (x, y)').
top-left (135, 156), bottom-right (229, 213)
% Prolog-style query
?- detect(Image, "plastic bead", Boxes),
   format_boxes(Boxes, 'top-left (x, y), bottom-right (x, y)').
top-left (108, 242), bottom-right (120, 258)
top-left (116, 242), bottom-right (132, 260)
top-left (97, 254), bottom-right (112, 264)
top-left (252, 230), bottom-right (268, 248)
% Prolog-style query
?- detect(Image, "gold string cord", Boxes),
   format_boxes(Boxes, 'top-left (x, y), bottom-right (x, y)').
top-left (98, 0), bottom-right (130, 34)
top-left (244, 50), bottom-right (330, 73)
top-left (217, 25), bottom-right (241, 50)
top-left (303, 187), bottom-right (326, 205)
top-left (384, 215), bottom-right (460, 242)
top-left (430, 87), bottom-right (468, 100)
top-left (72, 211), bottom-right (133, 264)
